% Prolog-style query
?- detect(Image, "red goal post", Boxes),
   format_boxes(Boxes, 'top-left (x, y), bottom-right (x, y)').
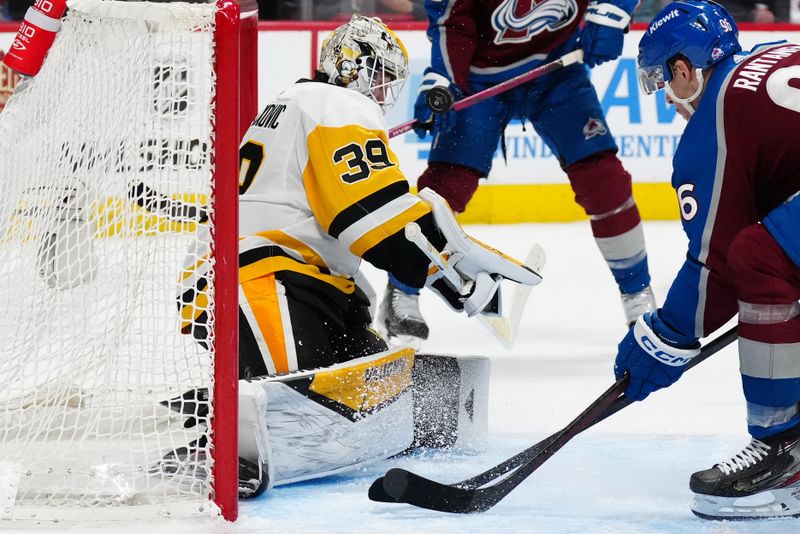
top-left (215, 0), bottom-right (258, 521)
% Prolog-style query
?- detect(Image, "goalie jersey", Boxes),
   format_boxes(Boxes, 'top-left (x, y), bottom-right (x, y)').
top-left (235, 79), bottom-right (440, 295)
top-left (178, 79), bottom-right (444, 354)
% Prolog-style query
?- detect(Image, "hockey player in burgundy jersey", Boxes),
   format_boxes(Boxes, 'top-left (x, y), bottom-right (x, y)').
top-left (378, 0), bottom-right (658, 343)
top-left (615, 0), bottom-right (800, 520)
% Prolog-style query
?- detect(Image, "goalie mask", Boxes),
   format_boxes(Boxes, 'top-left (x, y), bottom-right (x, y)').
top-left (319, 14), bottom-right (409, 111)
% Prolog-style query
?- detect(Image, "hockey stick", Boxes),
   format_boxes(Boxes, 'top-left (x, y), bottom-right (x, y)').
top-left (404, 222), bottom-right (544, 349)
top-left (128, 181), bottom-right (209, 223)
top-left (368, 325), bottom-right (738, 512)
top-left (477, 244), bottom-right (545, 350)
top-left (387, 49), bottom-right (584, 139)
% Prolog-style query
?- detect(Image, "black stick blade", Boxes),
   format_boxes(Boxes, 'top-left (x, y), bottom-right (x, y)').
top-left (367, 476), bottom-right (397, 503)
top-left (382, 468), bottom-right (490, 513)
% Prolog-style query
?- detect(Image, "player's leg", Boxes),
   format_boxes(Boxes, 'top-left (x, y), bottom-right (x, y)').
top-left (237, 269), bottom-right (391, 495)
top-left (420, 85), bottom-right (507, 212)
top-left (689, 223), bottom-right (800, 520)
top-left (527, 63), bottom-right (655, 326)
top-left (378, 93), bottom-right (508, 343)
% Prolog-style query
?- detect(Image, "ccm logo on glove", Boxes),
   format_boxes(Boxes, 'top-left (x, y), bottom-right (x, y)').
top-left (634, 317), bottom-right (698, 367)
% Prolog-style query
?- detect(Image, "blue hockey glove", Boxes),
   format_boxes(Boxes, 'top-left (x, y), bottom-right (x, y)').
top-left (579, 1), bottom-right (636, 68)
top-left (614, 311), bottom-right (700, 401)
top-left (413, 69), bottom-right (460, 140)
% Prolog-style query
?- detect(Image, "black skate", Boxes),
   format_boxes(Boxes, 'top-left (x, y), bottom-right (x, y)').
top-left (377, 282), bottom-right (429, 344)
top-left (237, 456), bottom-right (270, 499)
top-left (690, 425), bottom-right (800, 520)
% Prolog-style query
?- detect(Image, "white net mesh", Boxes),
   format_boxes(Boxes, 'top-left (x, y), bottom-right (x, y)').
top-left (0, 0), bottom-right (222, 522)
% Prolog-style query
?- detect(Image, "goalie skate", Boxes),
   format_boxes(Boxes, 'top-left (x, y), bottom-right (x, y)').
top-left (690, 426), bottom-right (800, 520)
top-left (377, 281), bottom-right (429, 345)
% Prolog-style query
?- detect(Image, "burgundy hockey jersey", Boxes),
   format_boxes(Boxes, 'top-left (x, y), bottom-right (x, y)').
top-left (425, 0), bottom-right (588, 89)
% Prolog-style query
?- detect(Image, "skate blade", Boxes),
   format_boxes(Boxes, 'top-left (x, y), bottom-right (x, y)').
top-left (691, 486), bottom-right (800, 520)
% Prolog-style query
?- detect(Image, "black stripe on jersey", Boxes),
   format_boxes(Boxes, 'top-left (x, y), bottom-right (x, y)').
top-left (240, 245), bottom-right (293, 268)
top-left (181, 309), bottom-right (209, 347)
top-left (240, 244), bottom-right (332, 275)
top-left (327, 181), bottom-right (409, 239)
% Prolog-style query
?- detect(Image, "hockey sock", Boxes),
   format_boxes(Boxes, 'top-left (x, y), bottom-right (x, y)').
top-left (388, 272), bottom-right (421, 295)
top-left (417, 162), bottom-right (481, 214)
top-left (567, 151), bottom-right (651, 294)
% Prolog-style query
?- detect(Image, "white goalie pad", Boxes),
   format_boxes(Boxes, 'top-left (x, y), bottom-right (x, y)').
top-left (241, 348), bottom-right (416, 487)
top-left (238, 381), bottom-right (273, 492)
top-left (237, 350), bottom-right (491, 492)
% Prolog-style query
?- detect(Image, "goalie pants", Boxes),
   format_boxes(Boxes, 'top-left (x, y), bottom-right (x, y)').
top-left (236, 270), bottom-right (387, 378)
top-left (185, 268), bottom-right (386, 379)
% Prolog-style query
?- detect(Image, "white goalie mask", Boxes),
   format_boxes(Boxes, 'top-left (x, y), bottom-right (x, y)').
top-left (319, 14), bottom-right (409, 111)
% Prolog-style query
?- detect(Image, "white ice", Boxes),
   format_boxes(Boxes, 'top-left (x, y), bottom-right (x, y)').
top-left (21, 221), bottom-right (800, 534)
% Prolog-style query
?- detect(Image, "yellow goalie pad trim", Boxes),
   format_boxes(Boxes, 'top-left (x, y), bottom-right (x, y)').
top-left (308, 347), bottom-right (414, 413)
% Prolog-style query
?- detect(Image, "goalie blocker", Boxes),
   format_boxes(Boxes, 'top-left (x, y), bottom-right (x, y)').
top-left (232, 349), bottom-right (489, 496)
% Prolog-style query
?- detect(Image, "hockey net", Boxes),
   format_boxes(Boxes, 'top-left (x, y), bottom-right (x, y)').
top-left (0, 0), bottom-right (249, 523)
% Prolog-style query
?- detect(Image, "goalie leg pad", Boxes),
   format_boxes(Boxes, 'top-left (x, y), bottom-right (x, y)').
top-left (244, 347), bottom-right (416, 486)
top-left (410, 353), bottom-right (490, 453)
top-left (238, 380), bottom-right (273, 497)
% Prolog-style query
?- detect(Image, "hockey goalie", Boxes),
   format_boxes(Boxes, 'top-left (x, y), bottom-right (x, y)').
top-left (176, 15), bottom-right (542, 497)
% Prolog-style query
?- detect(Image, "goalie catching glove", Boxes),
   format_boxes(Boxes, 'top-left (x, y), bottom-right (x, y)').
top-left (416, 188), bottom-right (542, 317)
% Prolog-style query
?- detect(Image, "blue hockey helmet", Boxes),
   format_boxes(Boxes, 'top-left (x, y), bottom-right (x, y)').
top-left (637, 0), bottom-right (741, 95)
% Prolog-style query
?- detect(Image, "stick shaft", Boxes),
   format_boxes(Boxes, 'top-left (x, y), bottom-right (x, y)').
top-left (452, 49), bottom-right (583, 112)
top-left (388, 50), bottom-right (584, 139)
top-left (459, 324), bottom-right (739, 489)
top-left (404, 222), bottom-right (464, 292)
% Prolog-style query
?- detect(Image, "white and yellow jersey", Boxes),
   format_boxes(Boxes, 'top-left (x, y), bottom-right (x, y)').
top-left (237, 80), bottom-right (431, 293)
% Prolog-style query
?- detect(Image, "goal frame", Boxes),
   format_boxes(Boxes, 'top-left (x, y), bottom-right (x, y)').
top-left (213, 0), bottom-right (257, 521)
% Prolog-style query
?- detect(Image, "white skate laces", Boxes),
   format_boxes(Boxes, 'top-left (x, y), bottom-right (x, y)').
top-left (716, 439), bottom-right (771, 476)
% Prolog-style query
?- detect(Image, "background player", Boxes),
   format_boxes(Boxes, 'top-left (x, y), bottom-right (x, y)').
top-left (378, 0), bottom-right (657, 343)
top-left (614, 0), bottom-right (800, 520)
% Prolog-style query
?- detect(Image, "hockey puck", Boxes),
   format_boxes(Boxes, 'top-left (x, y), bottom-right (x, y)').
top-left (426, 86), bottom-right (455, 114)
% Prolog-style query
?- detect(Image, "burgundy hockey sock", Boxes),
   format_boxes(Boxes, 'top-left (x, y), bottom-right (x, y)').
top-left (567, 151), bottom-right (650, 293)
top-left (417, 162), bottom-right (481, 214)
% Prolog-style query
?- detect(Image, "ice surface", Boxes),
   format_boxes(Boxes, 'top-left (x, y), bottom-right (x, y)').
top-left (16, 222), bottom-right (800, 533)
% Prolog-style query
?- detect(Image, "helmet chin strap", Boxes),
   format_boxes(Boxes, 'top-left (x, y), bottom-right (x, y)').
top-left (666, 69), bottom-right (705, 116)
